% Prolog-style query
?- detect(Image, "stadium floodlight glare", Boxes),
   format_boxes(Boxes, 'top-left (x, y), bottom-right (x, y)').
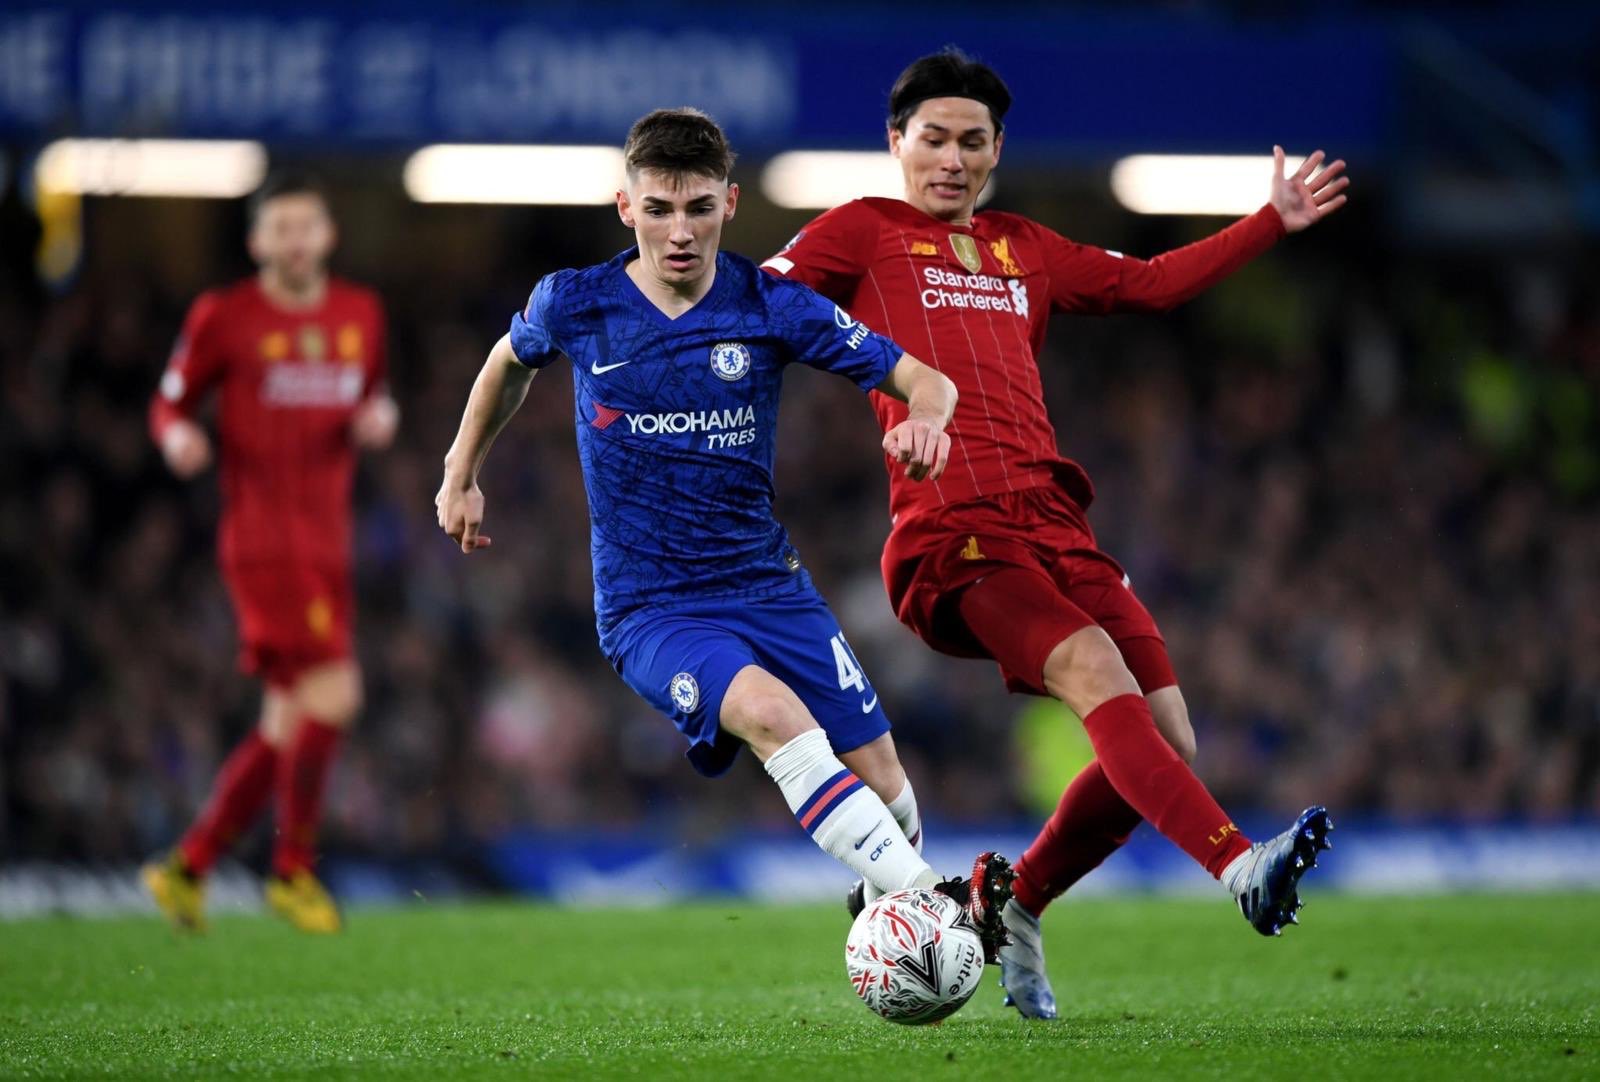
top-left (761, 151), bottom-right (995, 210)
top-left (1109, 154), bottom-right (1304, 216)
top-left (34, 139), bottom-right (268, 199)
top-left (403, 145), bottom-right (626, 205)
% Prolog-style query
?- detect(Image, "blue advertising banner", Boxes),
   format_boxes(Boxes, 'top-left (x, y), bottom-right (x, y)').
top-left (0, 5), bottom-right (1389, 155)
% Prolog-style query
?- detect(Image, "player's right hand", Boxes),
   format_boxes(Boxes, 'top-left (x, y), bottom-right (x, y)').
top-left (435, 473), bottom-right (493, 554)
top-left (160, 419), bottom-right (213, 479)
top-left (882, 415), bottom-right (952, 482)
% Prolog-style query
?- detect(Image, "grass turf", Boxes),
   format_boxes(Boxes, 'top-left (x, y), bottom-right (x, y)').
top-left (1, 894), bottom-right (1594, 1080)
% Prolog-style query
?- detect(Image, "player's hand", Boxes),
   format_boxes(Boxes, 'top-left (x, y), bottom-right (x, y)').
top-left (1269, 146), bottom-right (1348, 233)
top-left (352, 395), bottom-right (400, 450)
top-left (882, 415), bottom-right (951, 482)
top-left (160, 419), bottom-right (213, 479)
top-left (435, 472), bottom-right (493, 554)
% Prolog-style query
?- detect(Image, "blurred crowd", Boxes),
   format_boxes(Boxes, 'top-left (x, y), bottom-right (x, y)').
top-left (2, 190), bottom-right (1597, 868)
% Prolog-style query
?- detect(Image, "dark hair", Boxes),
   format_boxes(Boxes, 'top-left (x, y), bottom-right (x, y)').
top-left (247, 170), bottom-right (329, 225)
top-left (888, 47), bottom-right (1012, 135)
top-left (623, 108), bottom-right (736, 182)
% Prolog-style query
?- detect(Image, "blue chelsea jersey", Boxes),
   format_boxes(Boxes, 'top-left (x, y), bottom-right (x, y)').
top-left (509, 248), bottom-right (904, 652)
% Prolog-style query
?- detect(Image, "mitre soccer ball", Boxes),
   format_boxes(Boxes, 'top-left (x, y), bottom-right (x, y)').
top-left (844, 887), bottom-right (986, 1024)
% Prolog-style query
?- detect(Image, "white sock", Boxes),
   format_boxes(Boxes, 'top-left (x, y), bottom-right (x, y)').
top-left (764, 730), bottom-right (935, 896)
top-left (1219, 845), bottom-right (1258, 896)
top-left (864, 777), bottom-right (925, 903)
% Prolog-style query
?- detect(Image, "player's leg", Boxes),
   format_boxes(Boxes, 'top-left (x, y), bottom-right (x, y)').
top-left (721, 665), bottom-right (940, 898)
top-left (746, 595), bottom-right (1014, 954)
top-left (838, 732), bottom-right (925, 909)
top-left (1049, 572), bottom-right (1331, 937)
top-left (264, 657), bottom-right (360, 933)
top-left (142, 682), bottom-right (290, 933)
top-left (730, 665), bottom-right (1011, 959)
top-left (1009, 614), bottom-right (1194, 920)
top-left (958, 571), bottom-right (1249, 878)
top-left (962, 567), bottom-right (1330, 932)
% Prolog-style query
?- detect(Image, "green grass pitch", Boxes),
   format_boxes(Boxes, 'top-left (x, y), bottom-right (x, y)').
top-left (2, 894), bottom-right (1594, 1079)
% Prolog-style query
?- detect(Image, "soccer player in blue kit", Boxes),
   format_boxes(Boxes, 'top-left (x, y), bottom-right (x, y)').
top-left (435, 108), bottom-right (1013, 957)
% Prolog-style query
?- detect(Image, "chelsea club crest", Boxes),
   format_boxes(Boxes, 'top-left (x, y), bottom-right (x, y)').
top-left (670, 672), bottom-right (700, 712)
top-left (710, 341), bottom-right (751, 382)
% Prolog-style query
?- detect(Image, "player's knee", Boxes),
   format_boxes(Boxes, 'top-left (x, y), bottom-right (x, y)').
top-left (721, 685), bottom-right (812, 760)
top-left (295, 662), bottom-right (363, 728)
top-left (1167, 722), bottom-right (1197, 764)
top-left (1041, 626), bottom-right (1139, 715)
top-left (1147, 686), bottom-right (1196, 763)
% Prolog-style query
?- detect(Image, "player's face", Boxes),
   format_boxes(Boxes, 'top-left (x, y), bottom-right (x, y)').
top-left (248, 193), bottom-right (335, 287)
top-left (889, 98), bottom-right (1003, 223)
top-left (616, 170), bottom-right (739, 289)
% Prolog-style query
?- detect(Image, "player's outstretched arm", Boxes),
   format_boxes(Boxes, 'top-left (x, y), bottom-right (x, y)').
top-left (876, 354), bottom-right (957, 482)
top-left (1269, 146), bottom-right (1348, 233)
top-left (436, 334), bottom-right (536, 554)
top-left (1062, 146), bottom-right (1349, 316)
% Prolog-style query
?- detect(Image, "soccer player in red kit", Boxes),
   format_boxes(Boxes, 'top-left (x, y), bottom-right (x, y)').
top-left (141, 173), bottom-right (397, 934)
top-left (764, 49), bottom-right (1347, 1016)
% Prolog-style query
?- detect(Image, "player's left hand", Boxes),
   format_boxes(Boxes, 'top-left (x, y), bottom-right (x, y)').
top-left (352, 395), bottom-right (400, 450)
top-left (1269, 146), bottom-right (1349, 233)
top-left (883, 416), bottom-right (951, 482)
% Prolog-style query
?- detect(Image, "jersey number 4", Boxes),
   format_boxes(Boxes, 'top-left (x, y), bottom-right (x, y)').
top-left (830, 633), bottom-right (866, 693)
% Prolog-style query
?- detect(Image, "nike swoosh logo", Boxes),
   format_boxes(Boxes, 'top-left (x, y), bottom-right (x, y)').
top-left (860, 694), bottom-right (878, 714)
top-left (853, 821), bottom-right (883, 850)
top-left (590, 359), bottom-right (632, 374)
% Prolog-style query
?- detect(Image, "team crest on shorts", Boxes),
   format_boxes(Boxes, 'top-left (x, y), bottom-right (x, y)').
top-left (670, 672), bottom-right (700, 712)
top-left (710, 342), bottom-right (751, 381)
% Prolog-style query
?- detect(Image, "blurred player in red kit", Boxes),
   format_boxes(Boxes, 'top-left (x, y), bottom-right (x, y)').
top-left (765, 49), bottom-right (1347, 1016)
top-left (141, 173), bottom-right (397, 934)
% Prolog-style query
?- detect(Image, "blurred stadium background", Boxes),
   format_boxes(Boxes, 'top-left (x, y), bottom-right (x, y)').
top-left (2, 0), bottom-right (1599, 917)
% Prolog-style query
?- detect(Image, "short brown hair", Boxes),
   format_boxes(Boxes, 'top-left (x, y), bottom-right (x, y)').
top-left (623, 108), bottom-right (736, 183)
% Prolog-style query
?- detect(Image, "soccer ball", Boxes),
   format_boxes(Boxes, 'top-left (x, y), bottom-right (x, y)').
top-left (844, 887), bottom-right (985, 1025)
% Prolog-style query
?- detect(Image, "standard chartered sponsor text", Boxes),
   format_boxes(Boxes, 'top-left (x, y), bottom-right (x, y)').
top-left (920, 265), bottom-right (1025, 315)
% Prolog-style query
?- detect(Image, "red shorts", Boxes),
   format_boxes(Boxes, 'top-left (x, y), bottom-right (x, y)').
top-left (222, 563), bottom-right (353, 689)
top-left (882, 484), bottom-right (1176, 696)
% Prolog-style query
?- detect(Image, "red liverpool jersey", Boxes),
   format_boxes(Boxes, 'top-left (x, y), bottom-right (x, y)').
top-left (764, 197), bottom-right (1283, 523)
top-left (149, 277), bottom-right (387, 571)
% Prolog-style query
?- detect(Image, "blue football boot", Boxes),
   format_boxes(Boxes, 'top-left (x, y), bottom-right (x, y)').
top-left (998, 897), bottom-right (1058, 1019)
top-left (1226, 805), bottom-right (1334, 936)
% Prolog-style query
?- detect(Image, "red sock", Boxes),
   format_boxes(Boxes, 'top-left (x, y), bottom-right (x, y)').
top-left (1012, 759), bottom-right (1143, 915)
top-left (271, 718), bottom-right (343, 878)
top-left (179, 730), bottom-right (278, 876)
top-left (1080, 694), bottom-right (1250, 877)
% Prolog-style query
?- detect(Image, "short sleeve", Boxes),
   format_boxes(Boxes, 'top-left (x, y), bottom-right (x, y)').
top-left (760, 201), bottom-right (874, 302)
top-left (508, 273), bottom-right (567, 369)
top-left (774, 280), bottom-right (902, 392)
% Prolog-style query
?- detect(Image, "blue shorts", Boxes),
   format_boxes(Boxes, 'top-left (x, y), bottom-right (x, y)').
top-left (609, 590), bottom-right (892, 777)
